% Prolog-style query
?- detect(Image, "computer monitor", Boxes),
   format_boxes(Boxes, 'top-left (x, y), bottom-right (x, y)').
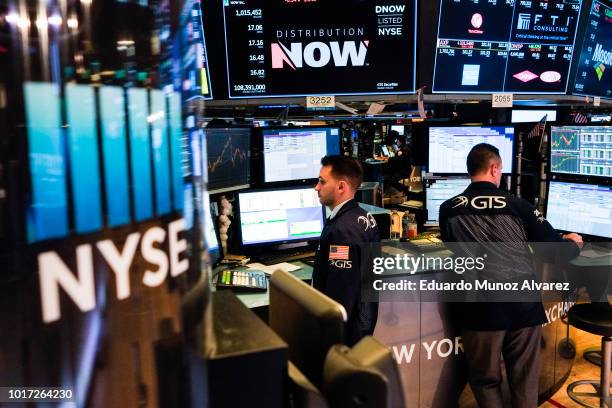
top-left (202, 191), bottom-right (221, 266)
top-left (428, 126), bottom-right (514, 173)
top-left (511, 110), bottom-right (557, 123)
top-left (550, 126), bottom-right (612, 177)
top-left (425, 177), bottom-right (472, 226)
top-left (269, 269), bottom-right (346, 387)
top-left (262, 127), bottom-right (341, 183)
top-left (237, 186), bottom-right (325, 247)
top-left (390, 125), bottom-right (405, 136)
top-left (546, 181), bottom-right (612, 239)
top-left (204, 127), bottom-right (251, 194)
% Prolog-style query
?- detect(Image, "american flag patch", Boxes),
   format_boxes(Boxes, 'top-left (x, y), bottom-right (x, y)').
top-left (329, 245), bottom-right (349, 260)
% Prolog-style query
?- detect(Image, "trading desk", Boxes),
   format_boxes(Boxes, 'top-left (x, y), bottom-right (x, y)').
top-left (213, 244), bottom-right (605, 407)
top-left (213, 262), bottom-right (313, 310)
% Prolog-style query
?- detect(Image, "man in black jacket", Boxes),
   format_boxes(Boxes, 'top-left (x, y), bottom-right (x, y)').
top-left (313, 155), bottom-right (380, 346)
top-left (439, 143), bottom-right (582, 407)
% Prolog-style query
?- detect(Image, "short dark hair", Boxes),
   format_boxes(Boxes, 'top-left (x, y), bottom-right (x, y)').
top-left (321, 155), bottom-right (363, 190)
top-left (466, 143), bottom-right (501, 176)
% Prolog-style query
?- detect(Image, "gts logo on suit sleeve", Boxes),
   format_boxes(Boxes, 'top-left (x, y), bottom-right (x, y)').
top-left (453, 196), bottom-right (507, 209)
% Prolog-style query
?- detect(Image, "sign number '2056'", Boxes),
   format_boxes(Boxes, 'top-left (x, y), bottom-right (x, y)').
top-left (306, 95), bottom-right (335, 110)
top-left (492, 93), bottom-right (513, 108)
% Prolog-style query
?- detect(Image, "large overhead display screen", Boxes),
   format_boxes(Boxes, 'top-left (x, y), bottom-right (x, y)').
top-left (222, 0), bottom-right (417, 98)
top-left (433, 0), bottom-right (583, 93)
top-left (573, 0), bottom-right (612, 98)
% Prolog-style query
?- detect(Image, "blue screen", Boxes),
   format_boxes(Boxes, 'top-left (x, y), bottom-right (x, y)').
top-left (100, 86), bottom-right (130, 227)
top-left (24, 82), bottom-right (69, 242)
top-left (128, 88), bottom-right (154, 221)
top-left (151, 90), bottom-right (171, 215)
top-left (169, 92), bottom-right (185, 211)
top-left (66, 84), bottom-right (102, 233)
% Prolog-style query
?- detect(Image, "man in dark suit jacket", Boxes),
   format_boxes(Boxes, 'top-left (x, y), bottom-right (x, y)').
top-left (439, 143), bottom-right (583, 407)
top-left (313, 155), bottom-right (380, 346)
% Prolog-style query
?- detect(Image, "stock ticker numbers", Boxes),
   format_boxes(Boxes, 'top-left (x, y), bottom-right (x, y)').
top-left (433, 0), bottom-right (583, 93)
top-left (222, 0), bottom-right (417, 98)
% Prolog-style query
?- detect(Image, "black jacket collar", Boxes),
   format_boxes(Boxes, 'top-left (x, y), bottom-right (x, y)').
top-left (466, 181), bottom-right (499, 191)
top-left (327, 199), bottom-right (359, 224)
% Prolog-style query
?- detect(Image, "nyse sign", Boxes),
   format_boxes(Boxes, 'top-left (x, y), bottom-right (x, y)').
top-left (38, 218), bottom-right (189, 323)
top-left (376, 4), bottom-right (405, 36)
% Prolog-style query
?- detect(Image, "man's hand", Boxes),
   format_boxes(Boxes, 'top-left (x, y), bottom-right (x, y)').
top-left (562, 233), bottom-right (584, 249)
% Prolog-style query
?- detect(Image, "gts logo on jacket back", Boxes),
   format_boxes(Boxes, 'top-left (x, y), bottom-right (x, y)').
top-left (453, 196), bottom-right (507, 210)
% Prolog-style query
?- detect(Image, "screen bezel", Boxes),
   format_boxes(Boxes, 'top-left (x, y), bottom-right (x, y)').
top-left (545, 178), bottom-right (612, 241)
top-left (427, 124), bottom-right (516, 175)
top-left (257, 125), bottom-right (342, 187)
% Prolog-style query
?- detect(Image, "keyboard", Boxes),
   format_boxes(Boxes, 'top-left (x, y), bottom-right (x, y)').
top-left (255, 250), bottom-right (316, 266)
top-left (214, 269), bottom-right (268, 293)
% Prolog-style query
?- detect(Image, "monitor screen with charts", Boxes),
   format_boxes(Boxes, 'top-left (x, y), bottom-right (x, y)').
top-left (204, 127), bottom-right (251, 194)
top-left (546, 181), bottom-right (612, 239)
top-left (550, 126), bottom-right (612, 177)
top-left (238, 187), bottom-right (325, 246)
top-left (263, 127), bottom-right (341, 183)
top-left (425, 177), bottom-right (472, 225)
top-left (428, 127), bottom-right (515, 173)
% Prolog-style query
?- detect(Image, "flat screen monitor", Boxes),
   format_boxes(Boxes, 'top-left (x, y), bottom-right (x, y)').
top-left (262, 127), bottom-right (341, 183)
top-left (428, 126), bottom-right (515, 173)
top-left (237, 187), bottom-right (324, 247)
top-left (221, 0), bottom-right (417, 98)
top-left (425, 177), bottom-right (472, 225)
top-left (550, 126), bottom-right (612, 177)
top-left (546, 181), bottom-right (612, 239)
top-left (202, 191), bottom-right (221, 266)
top-left (269, 269), bottom-right (346, 387)
top-left (390, 125), bottom-right (405, 135)
top-left (432, 0), bottom-right (584, 93)
top-left (573, 0), bottom-right (612, 99)
top-left (181, 0), bottom-right (212, 100)
top-left (204, 127), bottom-right (251, 194)
top-left (511, 110), bottom-right (557, 123)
